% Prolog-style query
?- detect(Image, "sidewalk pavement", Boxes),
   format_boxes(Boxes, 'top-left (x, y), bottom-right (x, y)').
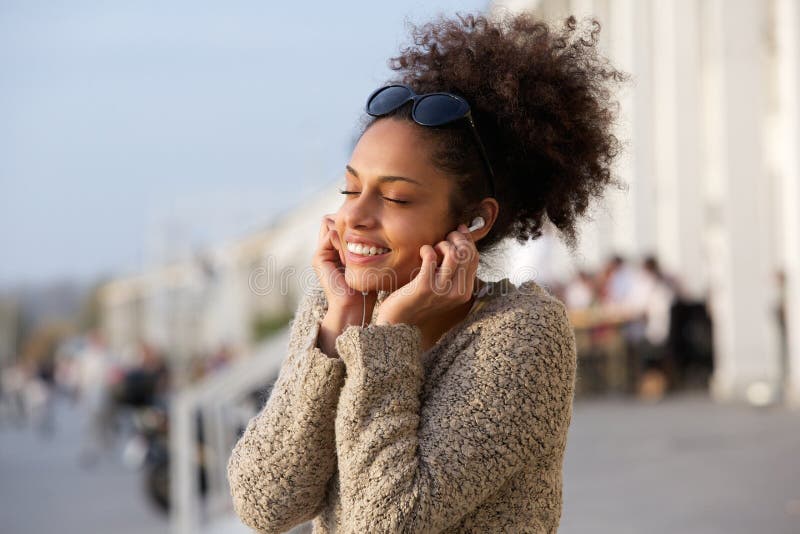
top-left (0, 393), bottom-right (168, 534)
top-left (560, 391), bottom-right (800, 534)
top-left (2, 390), bottom-right (797, 533)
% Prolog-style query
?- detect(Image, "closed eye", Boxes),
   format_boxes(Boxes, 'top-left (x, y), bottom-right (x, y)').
top-left (339, 189), bottom-right (410, 205)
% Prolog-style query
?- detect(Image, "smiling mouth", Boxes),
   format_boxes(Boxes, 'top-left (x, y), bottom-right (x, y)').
top-left (346, 242), bottom-right (391, 257)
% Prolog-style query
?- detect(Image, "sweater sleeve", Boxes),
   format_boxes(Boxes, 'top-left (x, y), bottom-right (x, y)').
top-left (333, 298), bottom-right (577, 533)
top-left (227, 287), bottom-right (344, 534)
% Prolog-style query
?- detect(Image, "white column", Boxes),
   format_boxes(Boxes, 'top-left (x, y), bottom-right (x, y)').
top-left (567, 0), bottom-right (606, 270)
top-left (651, 0), bottom-right (680, 275)
top-left (490, 0), bottom-right (544, 16)
top-left (586, 0), bottom-right (625, 266)
top-left (606, 0), bottom-right (642, 259)
top-left (703, 0), bottom-right (782, 405)
top-left (604, 0), bottom-right (661, 263)
top-left (571, 0), bottom-right (658, 270)
top-left (569, 0), bottom-right (595, 17)
top-left (650, 0), bottom-right (706, 298)
top-left (775, 0), bottom-right (800, 408)
top-left (631, 0), bottom-right (658, 258)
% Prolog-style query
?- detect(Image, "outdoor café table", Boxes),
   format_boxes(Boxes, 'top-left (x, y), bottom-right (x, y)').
top-left (568, 307), bottom-right (633, 394)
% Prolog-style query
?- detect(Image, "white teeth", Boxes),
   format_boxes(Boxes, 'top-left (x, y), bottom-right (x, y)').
top-left (347, 242), bottom-right (389, 256)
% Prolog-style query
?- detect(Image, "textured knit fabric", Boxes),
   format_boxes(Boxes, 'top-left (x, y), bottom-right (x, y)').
top-left (227, 277), bottom-right (577, 533)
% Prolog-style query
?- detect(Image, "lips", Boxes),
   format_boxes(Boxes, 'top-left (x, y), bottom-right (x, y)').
top-left (343, 234), bottom-right (391, 256)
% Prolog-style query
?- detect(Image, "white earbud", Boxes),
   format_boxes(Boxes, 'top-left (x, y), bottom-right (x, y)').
top-left (467, 216), bottom-right (485, 232)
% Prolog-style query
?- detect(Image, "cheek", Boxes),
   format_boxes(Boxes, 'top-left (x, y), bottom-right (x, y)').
top-left (392, 232), bottom-right (440, 267)
top-left (389, 210), bottom-right (450, 250)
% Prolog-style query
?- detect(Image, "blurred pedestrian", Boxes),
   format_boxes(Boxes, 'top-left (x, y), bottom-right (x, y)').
top-left (75, 331), bottom-right (116, 467)
top-left (0, 362), bottom-right (27, 427)
top-left (623, 255), bottom-right (677, 399)
top-left (28, 358), bottom-right (57, 438)
top-left (564, 269), bottom-right (597, 311)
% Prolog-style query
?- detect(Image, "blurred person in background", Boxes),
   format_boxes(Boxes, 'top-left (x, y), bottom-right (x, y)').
top-left (227, 11), bottom-right (626, 533)
top-left (75, 330), bottom-right (116, 467)
top-left (206, 343), bottom-right (234, 375)
top-left (26, 357), bottom-right (57, 437)
top-left (110, 340), bottom-right (170, 419)
top-left (615, 255), bottom-right (677, 399)
top-left (0, 361), bottom-right (28, 428)
top-left (637, 255), bottom-right (678, 352)
top-left (564, 269), bottom-right (598, 311)
top-left (775, 269), bottom-right (788, 397)
top-left (135, 341), bottom-right (169, 405)
top-left (598, 254), bottom-right (635, 307)
top-left (0, 359), bottom-right (57, 437)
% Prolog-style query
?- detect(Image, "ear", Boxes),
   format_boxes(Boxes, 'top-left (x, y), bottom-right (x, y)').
top-left (470, 197), bottom-right (499, 241)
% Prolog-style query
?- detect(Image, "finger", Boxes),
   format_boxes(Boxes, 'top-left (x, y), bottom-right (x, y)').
top-left (434, 241), bottom-right (457, 291)
top-left (318, 214), bottom-right (335, 243)
top-left (457, 222), bottom-right (475, 241)
top-left (434, 241), bottom-right (456, 271)
top-left (317, 215), bottom-right (342, 255)
top-left (329, 228), bottom-right (342, 251)
top-left (328, 229), bottom-right (346, 267)
top-left (313, 217), bottom-right (345, 286)
top-left (416, 245), bottom-right (438, 294)
top-left (456, 224), bottom-right (479, 260)
top-left (454, 224), bottom-right (475, 244)
top-left (447, 230), bottom-right (478, 265)
top-left (449, 229), bottom-right (478, 300)
top-left (315, 233), bottom-right (339, 269)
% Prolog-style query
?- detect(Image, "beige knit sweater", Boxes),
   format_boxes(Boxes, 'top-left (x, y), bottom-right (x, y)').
top-left (227, 277), bottom-right (577, 533)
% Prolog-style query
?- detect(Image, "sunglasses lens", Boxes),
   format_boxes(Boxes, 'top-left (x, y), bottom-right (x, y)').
top-left (414, 94), bottom-right (469, 126)
top-left (367, 85), bottom-right (412, 116)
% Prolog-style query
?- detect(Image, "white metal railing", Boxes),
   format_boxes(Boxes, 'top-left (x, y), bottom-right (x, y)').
top-left (169, 327), bottom-right (293, 534)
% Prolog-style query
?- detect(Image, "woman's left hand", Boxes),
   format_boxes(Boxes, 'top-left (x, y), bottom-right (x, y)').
top-left (375, 224), bottom-right (479, 327)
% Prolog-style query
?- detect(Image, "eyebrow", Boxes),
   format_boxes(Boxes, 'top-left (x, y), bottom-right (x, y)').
top-left (346, 165), bottom-right (423, 186)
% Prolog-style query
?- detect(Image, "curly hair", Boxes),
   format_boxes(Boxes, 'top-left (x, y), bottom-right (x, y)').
top-left (361, 11), bottom-right (628, 254)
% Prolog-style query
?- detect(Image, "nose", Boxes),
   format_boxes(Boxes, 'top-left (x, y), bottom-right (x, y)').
top-left (340, 192), bottom-right (379, 230)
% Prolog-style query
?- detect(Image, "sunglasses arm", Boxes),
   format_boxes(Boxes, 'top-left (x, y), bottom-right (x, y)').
top-left (465, 113), bottom-right (496, 197)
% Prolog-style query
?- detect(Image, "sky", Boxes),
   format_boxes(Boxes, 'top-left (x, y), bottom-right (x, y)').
top-left (0, 0), bottom-right (489, 286)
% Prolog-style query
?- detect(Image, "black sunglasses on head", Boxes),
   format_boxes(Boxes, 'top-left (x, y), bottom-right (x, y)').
top-left (365, 84), bottom-right (496, 197)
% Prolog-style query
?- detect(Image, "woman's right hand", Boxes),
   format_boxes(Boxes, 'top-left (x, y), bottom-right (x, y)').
top-left (312, 214), bottom-right (362, 312)
top-left (311, 215), bottom-right (376, 357)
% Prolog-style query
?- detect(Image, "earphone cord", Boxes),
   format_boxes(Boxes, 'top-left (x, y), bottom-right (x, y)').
top-left (361, 290), bottom-right (368, 328)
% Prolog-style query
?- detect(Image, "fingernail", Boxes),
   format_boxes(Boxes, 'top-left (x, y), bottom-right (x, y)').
top-left (458, 224), bottom-right (468, 233)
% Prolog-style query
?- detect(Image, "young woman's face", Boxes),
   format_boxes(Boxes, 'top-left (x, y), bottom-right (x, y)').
top-left (334, 118), bottom-right (459, 293)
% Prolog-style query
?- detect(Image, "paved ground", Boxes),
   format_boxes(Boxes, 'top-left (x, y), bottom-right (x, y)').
top-left (0, 393), bottom-right (169, 534)
top-left (2, 390), bottom-right (798, 533)
top-left (560, 392), bottom-right (800, 534)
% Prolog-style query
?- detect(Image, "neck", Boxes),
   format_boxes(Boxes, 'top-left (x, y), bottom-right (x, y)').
top-left (418, 277), bottom-right (484, 352)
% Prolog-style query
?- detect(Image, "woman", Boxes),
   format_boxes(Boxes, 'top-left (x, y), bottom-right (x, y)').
top-left (227, 11), bottom-right (624, 533)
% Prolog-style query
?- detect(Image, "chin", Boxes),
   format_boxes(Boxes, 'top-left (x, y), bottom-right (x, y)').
top-left (344, 266), bottom-right (401, 293)
top-left (343, 268), bottom-right (374, 294)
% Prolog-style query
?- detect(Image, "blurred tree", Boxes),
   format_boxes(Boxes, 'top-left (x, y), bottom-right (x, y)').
top-left (21, 320), bottom-right (74, 368)
top-left (78, 277), bottom-right (110, 331)
top-left (250, 309), bottom-right (293, 344)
